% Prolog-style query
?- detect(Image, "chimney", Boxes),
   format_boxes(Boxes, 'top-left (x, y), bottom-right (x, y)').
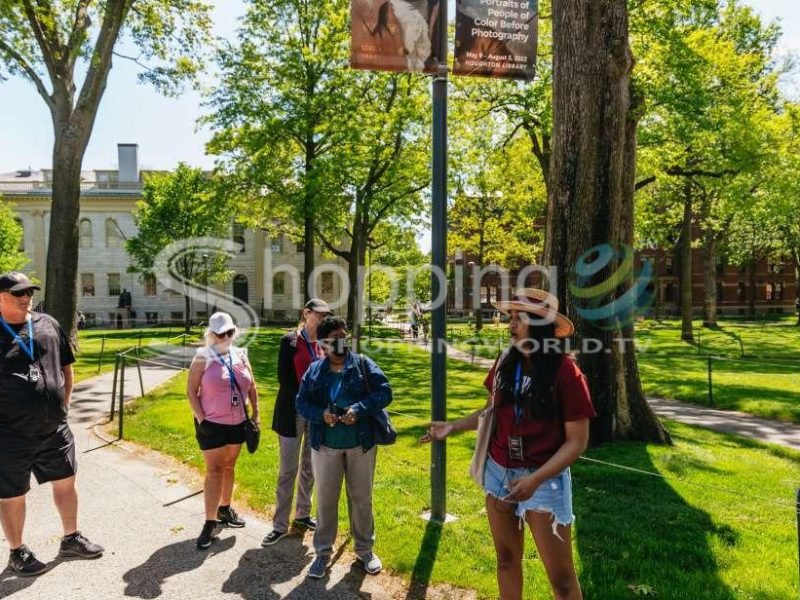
top-left (117, 144), bottom-right (139, 183)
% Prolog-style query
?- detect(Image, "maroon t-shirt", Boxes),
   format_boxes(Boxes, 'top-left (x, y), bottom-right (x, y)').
top-left (293, 330), bottom-right (324, 385)
top-left (485, 354), bottom-right (595, 468)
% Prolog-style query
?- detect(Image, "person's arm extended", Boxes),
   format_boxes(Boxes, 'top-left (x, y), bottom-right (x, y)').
top-left (62, 364), bottom-right (74, 408)
top-left (186, 357), bottom-right (206, 423)
top-left (503, 418), bottom-right (590, 502)
top-left (419, 397), bottom-right (490, 443)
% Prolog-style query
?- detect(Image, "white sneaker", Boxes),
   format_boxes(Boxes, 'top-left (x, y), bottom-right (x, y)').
top-left (308, 555), bottom-right (328, 579)
top-left (357, 552), bottom-right (382, 575)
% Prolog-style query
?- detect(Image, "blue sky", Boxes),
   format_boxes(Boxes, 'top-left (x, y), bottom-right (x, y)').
top-left (0, 0), bottom-right (797, 251)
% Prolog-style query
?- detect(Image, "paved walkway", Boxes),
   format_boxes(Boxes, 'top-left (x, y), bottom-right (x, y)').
top-left (383, 322), bottom-right (800, 451)
top-left (1, 347), bottom-right (473, 600)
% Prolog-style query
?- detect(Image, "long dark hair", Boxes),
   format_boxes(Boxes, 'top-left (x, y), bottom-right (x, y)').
top-left (495, 320), bottom-right (564, 420)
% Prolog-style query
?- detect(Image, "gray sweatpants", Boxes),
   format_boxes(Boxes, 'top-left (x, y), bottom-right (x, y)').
top-left (311, 444), bottom-right (377, 559)
top-left (272, 415), bottom-right (314, 533)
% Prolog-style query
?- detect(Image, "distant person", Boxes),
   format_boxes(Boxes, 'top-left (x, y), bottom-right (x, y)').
top-left (296, 316), bottom-right (393, 579)
top-left (0, 272), bottom-right (104, 577)
top-left (262, 299), bottom-right (333, 546)
top-left (187, 312), bottom-right (260, 550)
top-left (421, 289), bottom-right (594, 600)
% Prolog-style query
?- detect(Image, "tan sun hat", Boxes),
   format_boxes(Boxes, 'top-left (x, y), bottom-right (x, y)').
top-left (492, 288), bottom-right (575, 338)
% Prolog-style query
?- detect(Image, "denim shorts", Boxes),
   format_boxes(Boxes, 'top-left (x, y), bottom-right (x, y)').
top-left (483, 455), bottom-right (574, 539)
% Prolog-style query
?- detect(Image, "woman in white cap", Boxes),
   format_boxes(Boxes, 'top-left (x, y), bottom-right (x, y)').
top-left (421, 289), bottom-right (595, 600)
top-left (187, 311), bottom-right (259, 549)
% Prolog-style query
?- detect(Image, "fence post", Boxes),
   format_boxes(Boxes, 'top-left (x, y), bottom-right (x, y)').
top-left (707, 356), bottom-right (714, 407)
top-left (97, 336), bottom-right (106, 374)
top-left (136, 354), bottom-right (144, 398)
top-left (110, 354), bottom-right (120, 421)
top-left (118, 356), bottom-right (125, 440)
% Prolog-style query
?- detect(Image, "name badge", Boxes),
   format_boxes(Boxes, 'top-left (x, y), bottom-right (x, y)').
top-left (28, 366), bottom-right (41, 383)
top-left (231, 394), bottom-right (240, 407)
top-left (508, 435), bottom-right (524, 462)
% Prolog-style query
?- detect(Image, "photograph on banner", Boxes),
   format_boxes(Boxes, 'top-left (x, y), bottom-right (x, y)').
top-left (453, 0), bottom-right (538, 80)
top-left (350, 0), bottom-right (442, 73)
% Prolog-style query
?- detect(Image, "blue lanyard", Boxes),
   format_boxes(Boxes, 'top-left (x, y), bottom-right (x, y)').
top-left (212, 348), bottom-right (236, 395)
top-left (513, 362), bottom-right (524, 425)
top-left (0, 317), bottom-right (34, 361)
top-left (300, 329), bottom-right (319, 361)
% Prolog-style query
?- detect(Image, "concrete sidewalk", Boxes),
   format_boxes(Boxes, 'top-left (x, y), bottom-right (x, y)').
top-left (1, 351), bottom-right (472, 599)
top-left (385, 323), bottom-right (800, 451)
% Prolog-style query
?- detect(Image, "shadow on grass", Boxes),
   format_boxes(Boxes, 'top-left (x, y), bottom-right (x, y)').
top-left (574, 443), bottom-right (737, 599)
top-left (405, 519), bottom-right (443, 600)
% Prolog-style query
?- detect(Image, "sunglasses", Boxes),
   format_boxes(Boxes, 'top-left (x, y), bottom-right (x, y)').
top-left (6, 289), bottom-right (35, 298)
top-left (214, 329), bottom-right (235, 338)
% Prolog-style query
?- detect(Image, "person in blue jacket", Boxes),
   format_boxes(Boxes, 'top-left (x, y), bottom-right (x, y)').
top-left (295, 315), bottom-right (392, 580)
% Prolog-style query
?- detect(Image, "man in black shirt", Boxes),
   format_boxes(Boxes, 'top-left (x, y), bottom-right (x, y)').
top-left (0, 272), bottom-right (104, 577)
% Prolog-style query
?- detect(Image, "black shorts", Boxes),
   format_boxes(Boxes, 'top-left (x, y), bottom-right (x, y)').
top-left (194, 419), bottom-right (246, 451)
top-left (0, 424), bottom-right (77, 499)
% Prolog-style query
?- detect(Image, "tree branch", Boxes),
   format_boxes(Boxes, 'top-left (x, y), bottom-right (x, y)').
top-left (0, 39), bottom-right (54, 109)
top-left (315, 227), bottom-right (350, 261)
top-left (635, 175), bottom-right (657, 190)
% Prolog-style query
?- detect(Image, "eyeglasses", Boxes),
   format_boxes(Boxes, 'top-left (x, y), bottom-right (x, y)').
top-left (7, 289), bottom-right (35, 298)
top-left (215, 329), bottom-right (235, 338)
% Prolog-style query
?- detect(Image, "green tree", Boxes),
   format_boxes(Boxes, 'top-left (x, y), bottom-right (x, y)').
top-left (205, 0), bottom-right (351, 302)
top-left (0, 197), bottom-right (27, 273)
top-left (126, 164), bottom-right (233, 331)
top-left (0, 0), bottom-right (212, 334)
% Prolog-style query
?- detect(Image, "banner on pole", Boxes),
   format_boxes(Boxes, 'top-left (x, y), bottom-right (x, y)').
top-left (453, 0), bottom-right (538, 80)
top-left (350, 0), bottom-right (443, 73)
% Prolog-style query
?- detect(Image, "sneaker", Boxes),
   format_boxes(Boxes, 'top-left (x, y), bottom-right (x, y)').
top-left (217, 505), bottom-right (246, 528)
top-left (58, 532), bottom-right (104, 559)
top-left (261, 530), bottom-right (288, 546)
top-left (357, 552), bottom-right (382, 575)
top-left (196, 520), bottom-right (222, 550)
top-left (292, 516), bottom-right (317, 531)
top-left (307, 555), bottom-right (329, 579)
top-left (7, 545), bottom-right (49, 577)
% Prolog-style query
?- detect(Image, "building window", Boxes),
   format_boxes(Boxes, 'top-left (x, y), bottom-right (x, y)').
top-left (664, 283), bottom-right (675, 302)
top-left (273, 273), bottom-right (285, 295)
top-left (665, 257), bottom-right (673, 276)
top-left (81, 273), bottom-right (95, 297)
top-left (270, 235), bottom-right (283, 253)
top-left (295, 240), bottom-right (305, 254)
top-left (737, 282), bottom-right (746, 301)
top-left (739, 264), bottom-right (747, 274)
top-left (765, 283), bottom-right (773, 301)
top-left (716, 282), bottom-right (723, 302)
top-left (145, 312), bottom-right (158, 325)
top-left (105, 218), bottom-right (124, 248)
top-left (143, 273), bottom-right (157, 296)
top-left (107, 273), bottom-right (121, 297)
top-left (83, 313), bottom-right (96, 327)
top-left (15, 218), bottom-right (24, 251)
top-left (775, 282), bottom-right (783, 301)
top-left (170, 311), bottom-right (184, 323)
top-left (321, 272), bottom-right (333, 295)
top-left (232, 223), bottom-right (246, 253)
top-left (80, 218), bottom-right (93, 248)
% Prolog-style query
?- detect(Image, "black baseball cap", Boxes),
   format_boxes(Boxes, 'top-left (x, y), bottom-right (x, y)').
top-left (0, 272), bottom-right (41, 293)
top-left (304, 298), bottom-right (333, 314)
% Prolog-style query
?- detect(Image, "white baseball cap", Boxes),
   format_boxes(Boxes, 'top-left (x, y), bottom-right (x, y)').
top-left (208, 312), bottom-right (236, 334)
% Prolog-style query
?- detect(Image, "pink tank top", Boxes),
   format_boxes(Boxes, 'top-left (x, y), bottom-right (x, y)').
top-left (197, 346), bottom-right (253, 425)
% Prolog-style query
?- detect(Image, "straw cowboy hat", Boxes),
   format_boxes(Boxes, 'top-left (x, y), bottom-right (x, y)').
top-left (492, 288), bottom-right (575, 338)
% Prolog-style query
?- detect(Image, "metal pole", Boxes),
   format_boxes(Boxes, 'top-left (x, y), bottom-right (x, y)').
top-left (118, 355), bottom-right (125, 439)
top-left (97, 336), bottom-right (106, 374)
top-left (430, 0), bottom-right (449, 524)
top-left (136, 354), bottom-right (144, 398)
top-left (110, 354), bottom-right (120, 421)
top-left (707, 356), bottom-right (714, 406)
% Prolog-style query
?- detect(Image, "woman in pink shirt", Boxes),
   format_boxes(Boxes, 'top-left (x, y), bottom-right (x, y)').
top-left (187, 312), bottom-right (259, 550)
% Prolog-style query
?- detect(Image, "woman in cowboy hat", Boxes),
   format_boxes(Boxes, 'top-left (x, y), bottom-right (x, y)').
top-left (421, 289), bottom-right (595, 600)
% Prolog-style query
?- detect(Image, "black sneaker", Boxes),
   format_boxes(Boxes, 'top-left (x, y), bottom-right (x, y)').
top-left (217, 505), bottom-right (246, 528)
top-left (292, 516), bottom-right (317, 531)
top-left (261, 530), bottom-right (288, 546)
top-left (197, 520), bottom-right (222, 550)
top-left (7, 545), bottom-right (49, 577)
top-left (58, 532), bottom-right (104, 559)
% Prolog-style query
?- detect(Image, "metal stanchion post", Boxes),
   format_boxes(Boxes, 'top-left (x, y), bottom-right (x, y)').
top-left (136, 354), bottom-right (144, 398)
top-left (110, 354), bottom-right (120, 421)
top-left (118, 356), bottom-right (125, 439)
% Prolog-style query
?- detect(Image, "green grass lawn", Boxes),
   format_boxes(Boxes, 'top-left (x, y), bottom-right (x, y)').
top-left (119, 329), bottom-right (800, 599)
top-left (447, 319), bottom-right (800, 424)
top-left (73, 327), bottom-right (203, 382)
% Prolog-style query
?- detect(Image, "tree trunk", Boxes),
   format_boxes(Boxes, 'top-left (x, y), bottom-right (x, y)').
top-left (347, 211), bottom-right (366, 348)
top-left (475, 223), bottom-right (484, 331)
top-left (702, 229), bottom-right (717, 327)
top-left (184, 294), bottom-right (191, 333)
top-left (303, 140), bottom-right (317, 304)
top-left (679, 182), bottom-right (694, 341)
top-left (545, 0), bottom-right (669, 444)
